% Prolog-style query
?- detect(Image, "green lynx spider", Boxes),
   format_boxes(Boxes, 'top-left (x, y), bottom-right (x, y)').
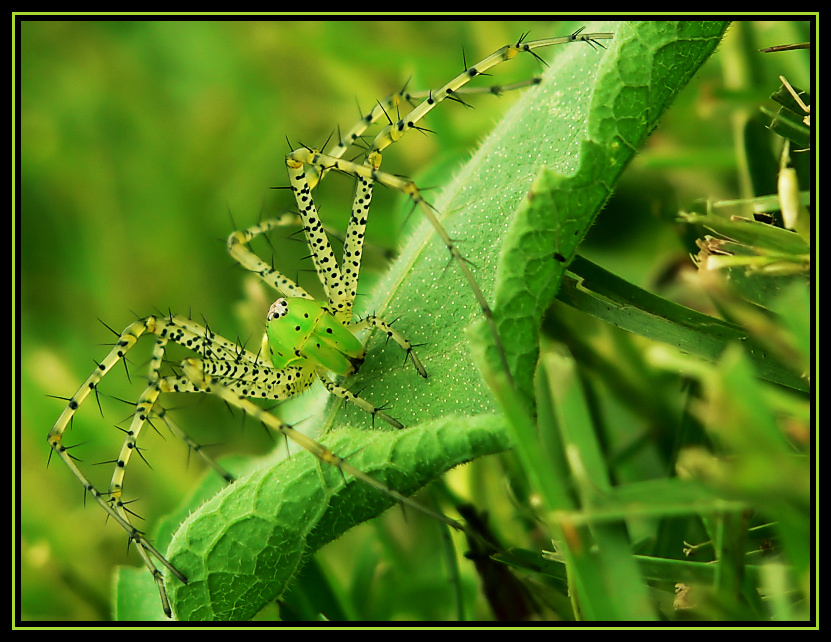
top-left (47, 28), bottom-right (613, 618)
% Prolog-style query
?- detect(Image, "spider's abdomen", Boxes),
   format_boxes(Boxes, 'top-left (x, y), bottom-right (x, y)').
top-left (264, 297), bottom-right (365, 376)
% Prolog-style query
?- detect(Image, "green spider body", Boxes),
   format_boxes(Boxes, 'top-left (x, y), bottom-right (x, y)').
top-left (264, 297), bottom-right (365, 377)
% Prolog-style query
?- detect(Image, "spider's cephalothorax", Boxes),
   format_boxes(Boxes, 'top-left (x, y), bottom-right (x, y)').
top-left (47, 27), bottom-right (614, 618)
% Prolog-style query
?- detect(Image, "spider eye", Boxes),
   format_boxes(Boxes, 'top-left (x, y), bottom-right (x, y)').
top-left (267, 298), bottom-right (289, 321)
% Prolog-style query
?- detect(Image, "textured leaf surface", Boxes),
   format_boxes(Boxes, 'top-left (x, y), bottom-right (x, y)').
top-left (479, 21), bottom-right (730, 403)
top-left (166, 416), bottom-right (508, 620)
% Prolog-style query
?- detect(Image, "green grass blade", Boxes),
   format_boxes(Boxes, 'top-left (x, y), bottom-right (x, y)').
top-left (559, 255), bottom-right (809, 392)
top-left (539, 351), bottom-right (655, 620)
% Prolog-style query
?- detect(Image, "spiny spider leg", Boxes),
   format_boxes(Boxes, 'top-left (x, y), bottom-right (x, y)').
top-left (295, 28), bottom-right (614, 384)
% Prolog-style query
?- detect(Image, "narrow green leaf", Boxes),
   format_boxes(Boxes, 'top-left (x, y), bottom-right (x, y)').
top-left (558, 255), bottom-right (809, 392)
top-left (541, 351), bottom-right (656, 621)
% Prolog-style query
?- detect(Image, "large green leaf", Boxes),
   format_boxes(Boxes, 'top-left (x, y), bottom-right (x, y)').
top-left (160, 416), bottom-right (508, 621)
top-left (146, 21), bottom-right (730, 621)
top-left (478, 20), bottom-right (731, 403)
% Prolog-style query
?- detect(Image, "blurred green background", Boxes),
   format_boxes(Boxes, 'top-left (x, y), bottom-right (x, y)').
top-left (18, 20), bottom-right (811, 621)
